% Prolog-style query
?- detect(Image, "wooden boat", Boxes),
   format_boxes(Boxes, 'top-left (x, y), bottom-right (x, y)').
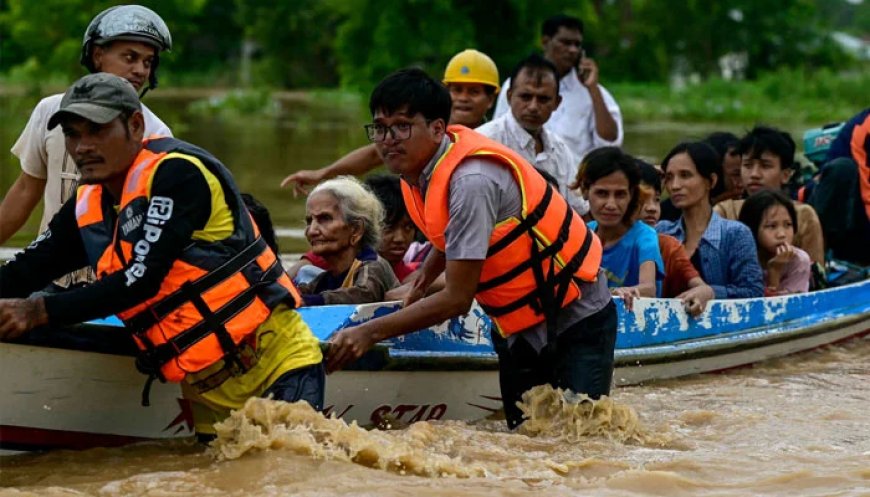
top-left (2, 280), bottom-right (868, 454)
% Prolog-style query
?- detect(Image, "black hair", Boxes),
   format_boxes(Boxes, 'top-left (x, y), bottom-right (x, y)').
top-left (241, 193), bottom-right (279, 254)
top-left (661, 141), bottom-right (725, 199)
top-left (578, 146), bottom-right (641, 224)
top-left (369, 68), bottom-right (451, 123)
top-left (704, 131), bottom-right (739, 164)
top-left (735, 125), bottom-right (796, 171)
top-left (363, 174), bottom-right (408, 228)
top-left (542, 14), bottom-right (584, 37)
top-left (636, 159), bottom-right (661, 193)
top-left (738, 189), bottom-right (798, 253)
top-left (508, 53), bottom-right (561, 95)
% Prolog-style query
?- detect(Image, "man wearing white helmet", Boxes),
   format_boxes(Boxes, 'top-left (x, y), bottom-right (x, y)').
top-left (0, 5), bottom-right (173, 289)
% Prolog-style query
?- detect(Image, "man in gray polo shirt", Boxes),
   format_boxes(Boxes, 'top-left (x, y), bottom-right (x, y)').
top-left (327, 68), bottom-right (617, 429)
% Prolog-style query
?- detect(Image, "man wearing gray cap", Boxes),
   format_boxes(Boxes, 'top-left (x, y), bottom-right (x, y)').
top-left (0, 5), bottom-right (173, 291)
top-left (0, 73), bottom-right (324, 441)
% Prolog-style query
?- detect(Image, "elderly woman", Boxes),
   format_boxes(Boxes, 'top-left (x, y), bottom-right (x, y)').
top-left (656, 142), bottom-right (764, 299)
top-left (297, 176), bottom-right (399, 305)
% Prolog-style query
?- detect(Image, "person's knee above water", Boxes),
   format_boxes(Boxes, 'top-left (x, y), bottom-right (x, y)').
top-left (326, 68), bottom-right (617, 430)
top-left (364, 174), bottom-right (420, 284)
top-left (575, 147), bottom-right (664, 306)
top-left (738, 190), bottom-right (811, 296)
top-left (2, 5), bottom-right (173, 250)
top-left (713, 126), bottom-right (825, 265)
top-left (656, 142), bottom-right (764, 299)
top-left (636, 160), bottom-right (714, 314)
top-left (280, 49), bottom-right (500, 195)
top-left (297, 176), bottom-right (399, 305)
top-left (0, 73), bottom-right (323, 439)
top-left (494, 14), bottom-right (622, 161)
top-left (477, 53), bottom-right (589, 216)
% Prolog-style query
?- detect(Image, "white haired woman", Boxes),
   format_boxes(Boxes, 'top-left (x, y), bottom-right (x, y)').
top-left (297, 176), bottom-right (399, 305)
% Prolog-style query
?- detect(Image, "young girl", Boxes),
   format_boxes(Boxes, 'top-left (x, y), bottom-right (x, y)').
top-left (576, 147), bottom-right (664, 307)
top-left (738, 190), bottom-right (811, 295)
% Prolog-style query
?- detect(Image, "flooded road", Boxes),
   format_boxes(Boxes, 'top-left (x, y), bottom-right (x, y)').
top-left (2, 337), bottom-right (867, 496)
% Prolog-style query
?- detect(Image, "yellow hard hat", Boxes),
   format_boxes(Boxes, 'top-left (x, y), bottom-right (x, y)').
top-left (443, 49), bottom-right (500, 93)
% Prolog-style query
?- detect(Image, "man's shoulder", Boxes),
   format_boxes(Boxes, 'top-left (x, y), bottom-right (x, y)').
top-left (141, 102), bottom-right (172, 137)
top-left (713, 198), bottom-right (743, 219)
top-left (26, 94), bottom-right (64, 124)
top-left (474, 114), bottom-right (509, 139)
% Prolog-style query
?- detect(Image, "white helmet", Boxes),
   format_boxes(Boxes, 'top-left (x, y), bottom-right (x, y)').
top-left (81, 5), bottom-right (172, 93)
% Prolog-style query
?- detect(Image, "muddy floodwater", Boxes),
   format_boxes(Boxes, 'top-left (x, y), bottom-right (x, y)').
top-left (1, 89), bottom-right (866, 496)
top-left (1, 337), bottom-right (867, 497)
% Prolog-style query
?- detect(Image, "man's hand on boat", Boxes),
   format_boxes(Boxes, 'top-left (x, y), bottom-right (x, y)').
top-left (327, 257), bottom-right (482, 373)
top-left (0, 296), bottom-right (49, 340)
top-left (325, 324), bottom-right (377, 373)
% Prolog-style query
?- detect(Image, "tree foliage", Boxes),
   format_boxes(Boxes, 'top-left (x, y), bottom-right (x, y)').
top-left (0, 0), bottom-right (861, 90)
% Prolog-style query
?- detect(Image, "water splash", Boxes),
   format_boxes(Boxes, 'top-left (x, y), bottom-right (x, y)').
top-left (517, 385), bottom-right (665, 445)
top-left (210, 398), bottom-right (486, 478)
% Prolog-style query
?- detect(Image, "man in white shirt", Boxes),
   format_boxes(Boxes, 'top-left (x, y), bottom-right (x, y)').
top-left (494, 14), bottom-right (622, 161)
top-left (477, 54), bottom-right (589, 215)
top-left (0, 5), bottom-right (173, 260)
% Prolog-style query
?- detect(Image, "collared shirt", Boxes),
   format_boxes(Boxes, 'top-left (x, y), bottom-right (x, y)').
top-left (476, 112), bottom-right (589, 214)
top-left (494, 68), bottom-right (623, 160)
top-left (410, 135), bottom-right (611, 352)
top-left (656, 212), bottom-right (764, 299)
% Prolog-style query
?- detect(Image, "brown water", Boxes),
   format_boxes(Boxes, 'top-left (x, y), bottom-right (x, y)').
top-left (0, 89), bottom-right (800, 252)
top-left (2, 337), bottom-right (867, 496)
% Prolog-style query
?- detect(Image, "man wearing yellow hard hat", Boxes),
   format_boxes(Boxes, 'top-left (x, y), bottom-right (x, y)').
top-left (280, 49), bottom-right (501, 196)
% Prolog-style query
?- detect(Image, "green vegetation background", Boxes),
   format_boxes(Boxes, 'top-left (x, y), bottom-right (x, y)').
top-left (1, 0), bottom-right (867, 124)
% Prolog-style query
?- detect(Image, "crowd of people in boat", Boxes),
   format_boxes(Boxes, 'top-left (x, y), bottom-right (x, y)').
top-left (0, 6), bottom-right (868, 439)
top-left (267, 23), bottom-right (869, 316)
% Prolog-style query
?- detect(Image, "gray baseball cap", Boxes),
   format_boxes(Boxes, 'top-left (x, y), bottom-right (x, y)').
top-left (48, 73), bottom-right (142, 130)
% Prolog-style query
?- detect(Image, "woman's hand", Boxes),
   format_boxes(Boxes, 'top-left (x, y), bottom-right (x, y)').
top-left (677, 284), bottom-right (714, 316)
top-left (766, 243), bottom-right (795, 290)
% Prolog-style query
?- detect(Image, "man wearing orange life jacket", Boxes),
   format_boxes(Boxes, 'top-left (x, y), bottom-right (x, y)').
top-left (326, 68), bottom-right (617, 429)
top-left (0, 73), bottom-right (324, 440)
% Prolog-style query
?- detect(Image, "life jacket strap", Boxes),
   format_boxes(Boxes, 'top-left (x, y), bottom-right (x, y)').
top-left (485, 184), bottom-right (554, 258)
top-left (125, 236), bottom-right (270, 332)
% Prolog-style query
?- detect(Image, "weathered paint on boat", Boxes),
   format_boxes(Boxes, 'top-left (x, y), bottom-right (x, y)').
top-left (2, 280), bottom-right (868, 454)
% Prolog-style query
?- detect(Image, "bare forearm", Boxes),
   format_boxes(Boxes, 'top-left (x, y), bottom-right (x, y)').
top-left (362, 289), bottom-right (472, 343)
top-left (587, 86), bottom-right (618, 141)
top-left (324, 144), bottom-right (382, 178)
top-left (0, 173), bottom-right (45, 244)
top-left (415, 248), bottom-right (446, 291)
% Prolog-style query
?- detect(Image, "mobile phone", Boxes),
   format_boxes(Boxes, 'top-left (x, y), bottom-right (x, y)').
top-left (579, 48), bottom-right (591, 83)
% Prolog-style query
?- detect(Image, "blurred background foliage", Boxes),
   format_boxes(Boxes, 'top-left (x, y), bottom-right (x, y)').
top-left (1, 0), bottom-right (866, 93)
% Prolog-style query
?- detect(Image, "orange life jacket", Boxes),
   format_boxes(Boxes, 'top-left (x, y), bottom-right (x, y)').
top-left (850, 113), bottom-right (870, 219)
top-left (75, 137), bottom-right (301, 385)
top-left (400, 125), bottom-right (602, 336)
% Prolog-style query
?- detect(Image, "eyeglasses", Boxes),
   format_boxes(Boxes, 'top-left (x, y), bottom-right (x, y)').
top-left (364, 120), bottom-right (431, 143)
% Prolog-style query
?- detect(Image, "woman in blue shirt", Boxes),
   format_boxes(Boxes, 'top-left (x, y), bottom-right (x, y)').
top-left (577, 147), bottom-right (664, 306)
top-left (656, 142), bottom-right (764, 299)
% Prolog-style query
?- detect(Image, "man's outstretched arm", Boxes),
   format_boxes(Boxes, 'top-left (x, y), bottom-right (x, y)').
top-left (0, 172), bottom-right (46, 244)
top-left (281, 144), bottom-right (382, 196)
top-left (325, 258), bottom-right (482, 373)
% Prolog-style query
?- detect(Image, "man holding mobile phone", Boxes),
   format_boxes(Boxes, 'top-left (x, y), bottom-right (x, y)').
top-left (494, 14), bottom-right (622, 162)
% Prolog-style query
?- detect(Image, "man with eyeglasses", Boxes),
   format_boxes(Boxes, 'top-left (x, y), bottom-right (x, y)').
top-left (494, 14), bottom-right (622, 161)
top-left (280, 49), bottom-right (500, 196)
top-left (326, 68), bottom-right (617, 430)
